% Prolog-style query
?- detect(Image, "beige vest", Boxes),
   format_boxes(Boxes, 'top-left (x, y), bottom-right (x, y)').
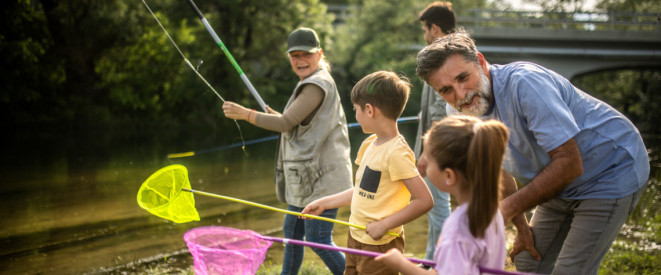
top-left (275, 69), bottom-right (353, 207)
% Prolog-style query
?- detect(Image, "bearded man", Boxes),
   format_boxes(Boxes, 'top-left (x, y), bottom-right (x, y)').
top-left (416, 29), bottom-right (649, 275)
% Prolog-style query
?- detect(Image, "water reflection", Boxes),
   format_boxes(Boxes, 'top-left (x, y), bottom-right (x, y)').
top-left (0, 129), bottom-right (290, 274)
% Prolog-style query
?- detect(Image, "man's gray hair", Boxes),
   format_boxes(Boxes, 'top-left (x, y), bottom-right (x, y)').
top-left (416, 28), bottom-right (480, 84)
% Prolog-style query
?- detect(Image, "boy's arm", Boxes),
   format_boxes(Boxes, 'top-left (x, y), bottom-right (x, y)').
top-left (301, 188), bottom-right (353, 217)
top-left (366, 175), bottom-right (433, 239)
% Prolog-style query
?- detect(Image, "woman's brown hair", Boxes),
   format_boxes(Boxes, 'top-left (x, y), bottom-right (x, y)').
top-left (424, 115), bottom-right (509, 238)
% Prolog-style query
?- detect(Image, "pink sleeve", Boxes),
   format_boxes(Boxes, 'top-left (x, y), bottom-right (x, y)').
top-left (434, 239), bottom-right (481, 275)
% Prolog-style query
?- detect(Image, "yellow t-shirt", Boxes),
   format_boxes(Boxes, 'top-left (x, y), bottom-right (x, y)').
top-left (349, 134), bottom-right (419, 245)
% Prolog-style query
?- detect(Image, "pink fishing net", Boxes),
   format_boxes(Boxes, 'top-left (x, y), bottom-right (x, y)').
top-left (184, 226), bottom-right (272, 275)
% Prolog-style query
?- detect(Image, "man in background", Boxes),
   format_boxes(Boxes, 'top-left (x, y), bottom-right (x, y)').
top-left (414, 1), bottom-right (456, 266)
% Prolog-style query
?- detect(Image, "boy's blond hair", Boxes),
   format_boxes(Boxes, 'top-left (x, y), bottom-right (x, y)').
top-left (351, 71), bottom-right (410, 120)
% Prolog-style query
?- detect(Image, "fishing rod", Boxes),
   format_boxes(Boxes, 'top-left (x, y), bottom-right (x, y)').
top-left (140, 0), bottom-right (247, 150)
top-left (184, 0), bottom-right (267, 112)
top-left (182, 188), bottom-right (400, 237)
top-left (167, 115), bottom-right (418, 158)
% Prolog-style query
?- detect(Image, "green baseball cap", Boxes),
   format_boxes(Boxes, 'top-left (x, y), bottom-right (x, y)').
top-left (286, 27), bottom-right (321, 54)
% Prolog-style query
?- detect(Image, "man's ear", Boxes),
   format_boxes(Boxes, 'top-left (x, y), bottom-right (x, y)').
top-left (431, 24), bottom-right (446, 37)
top-left (477, 52), bottom-right (488, 72)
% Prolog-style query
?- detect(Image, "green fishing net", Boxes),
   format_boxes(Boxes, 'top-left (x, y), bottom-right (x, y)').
top-left (137, 164), bottom-right (200, 223)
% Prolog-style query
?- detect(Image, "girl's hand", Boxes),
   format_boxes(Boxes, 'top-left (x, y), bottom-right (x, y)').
top-left (366, 220), bottom-right (389, 240)
top-left (375, 248), bottom-right (406, 270)
top-left (222, 101), bottom-right (250, 120)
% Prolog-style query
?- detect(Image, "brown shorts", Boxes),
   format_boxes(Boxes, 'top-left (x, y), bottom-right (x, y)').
top-left (344, 232), bottom-right (405, 275)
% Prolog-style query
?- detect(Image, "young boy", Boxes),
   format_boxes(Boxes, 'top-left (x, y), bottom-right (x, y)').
top-left (302, 71), bottom-right (433, 275)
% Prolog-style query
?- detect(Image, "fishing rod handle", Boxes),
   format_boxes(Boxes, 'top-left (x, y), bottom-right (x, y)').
top-left (195, 17), bottom-right (268, 112)
top-left (240, 74), bottom-right (268, 112)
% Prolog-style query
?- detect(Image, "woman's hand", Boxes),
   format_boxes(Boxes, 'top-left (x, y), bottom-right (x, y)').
top-left (222, 101), bottom-right (251, 121)
top-left (266, 105), bottom-right (280, 115)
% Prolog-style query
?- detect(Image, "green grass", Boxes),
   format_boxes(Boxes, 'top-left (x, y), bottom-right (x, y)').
top-left (599, 172), bottom-right (661, 275)
top-left (256, 260), bottom-right (332, 275)
top-left (599, 214), bottom-right (661, 275)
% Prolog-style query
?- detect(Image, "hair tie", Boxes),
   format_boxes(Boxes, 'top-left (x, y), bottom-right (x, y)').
top-left (473, 122), bottom-right (481, 134)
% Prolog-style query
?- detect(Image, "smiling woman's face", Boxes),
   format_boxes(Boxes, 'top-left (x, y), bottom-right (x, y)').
top-left (288, 50), bottom-right (322, 80)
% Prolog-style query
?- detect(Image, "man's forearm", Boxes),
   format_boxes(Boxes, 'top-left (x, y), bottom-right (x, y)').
top-left (500, 170), bottom-right (529, 229)
top-left (501, 139), bottom-right (583, 221)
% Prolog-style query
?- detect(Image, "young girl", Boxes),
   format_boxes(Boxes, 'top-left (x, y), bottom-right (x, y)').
top-left (376, 115), bottom-right (509, 274)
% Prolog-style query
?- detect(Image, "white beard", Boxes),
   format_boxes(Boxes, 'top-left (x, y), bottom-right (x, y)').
top-left (454, 71), bottom-right (491, 117)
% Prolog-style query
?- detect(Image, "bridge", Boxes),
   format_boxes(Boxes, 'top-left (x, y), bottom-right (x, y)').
top-left (459, 10), bottom-right (661, 79)
top-left (328, 7), bottom-right (661, 79)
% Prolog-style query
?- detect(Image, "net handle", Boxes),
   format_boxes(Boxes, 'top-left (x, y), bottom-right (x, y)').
top-left (182, 188), bottom-right (400, 237)
top-left (260, 235), bottom-right (433, 266)
top-left (260, 235), bottom-right (537, 275)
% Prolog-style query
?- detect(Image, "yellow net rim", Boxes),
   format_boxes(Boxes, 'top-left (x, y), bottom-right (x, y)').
top-left (137, 164), bottom-right (188, 211)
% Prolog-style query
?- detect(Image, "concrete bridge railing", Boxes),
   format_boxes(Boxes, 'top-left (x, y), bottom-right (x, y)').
top-left (326, 6), bottom-right (661, 78)
top-left (458, 9), bottom-right (661, 32)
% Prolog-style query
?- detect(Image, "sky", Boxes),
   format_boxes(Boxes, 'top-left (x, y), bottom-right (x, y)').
top-left (497, 0), bottom-right (600, 11)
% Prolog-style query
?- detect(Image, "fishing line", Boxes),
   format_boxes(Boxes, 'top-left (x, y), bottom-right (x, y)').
top-left (167, 115), bottom-right (419, 159)
top-left (140, 0), bottom-right (246, 151)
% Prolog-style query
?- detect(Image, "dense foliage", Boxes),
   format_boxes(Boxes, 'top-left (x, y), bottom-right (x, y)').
top-left (1, 0), bottom-right (332, 140)
top-left (2, 0), bottom-right (657, 140)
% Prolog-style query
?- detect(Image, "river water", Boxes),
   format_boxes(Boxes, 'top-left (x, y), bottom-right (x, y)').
top-left (1, 122), bottom-right (658, 274)
top-left (0, 123), bottom-right (425, 274)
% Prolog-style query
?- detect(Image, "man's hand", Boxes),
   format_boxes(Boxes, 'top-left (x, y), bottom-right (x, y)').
top-left (509, 224), bottom-right (541, 262)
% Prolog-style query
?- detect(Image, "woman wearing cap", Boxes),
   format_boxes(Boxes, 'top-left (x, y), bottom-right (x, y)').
top-left (223, 27), bottom-right (351, 275)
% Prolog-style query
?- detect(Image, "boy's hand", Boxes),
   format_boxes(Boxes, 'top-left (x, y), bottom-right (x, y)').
top-left (366, 220), bottom-right (389, 240)
top-left (300, 199), bottom-right (325, 219)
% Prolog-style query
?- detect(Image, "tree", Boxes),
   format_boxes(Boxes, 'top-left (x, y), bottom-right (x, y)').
top-left (0, 0), bottom-right (336, 142)
top-left (573, 69), bottom-right (661, 134)
top-left (329, 0), bottom-right (489, 118)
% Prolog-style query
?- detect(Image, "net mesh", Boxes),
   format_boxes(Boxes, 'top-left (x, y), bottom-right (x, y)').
top-left (184, 226), bottom-right (272, 275)
top-left (137, 164), bottom-right (200, 223)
